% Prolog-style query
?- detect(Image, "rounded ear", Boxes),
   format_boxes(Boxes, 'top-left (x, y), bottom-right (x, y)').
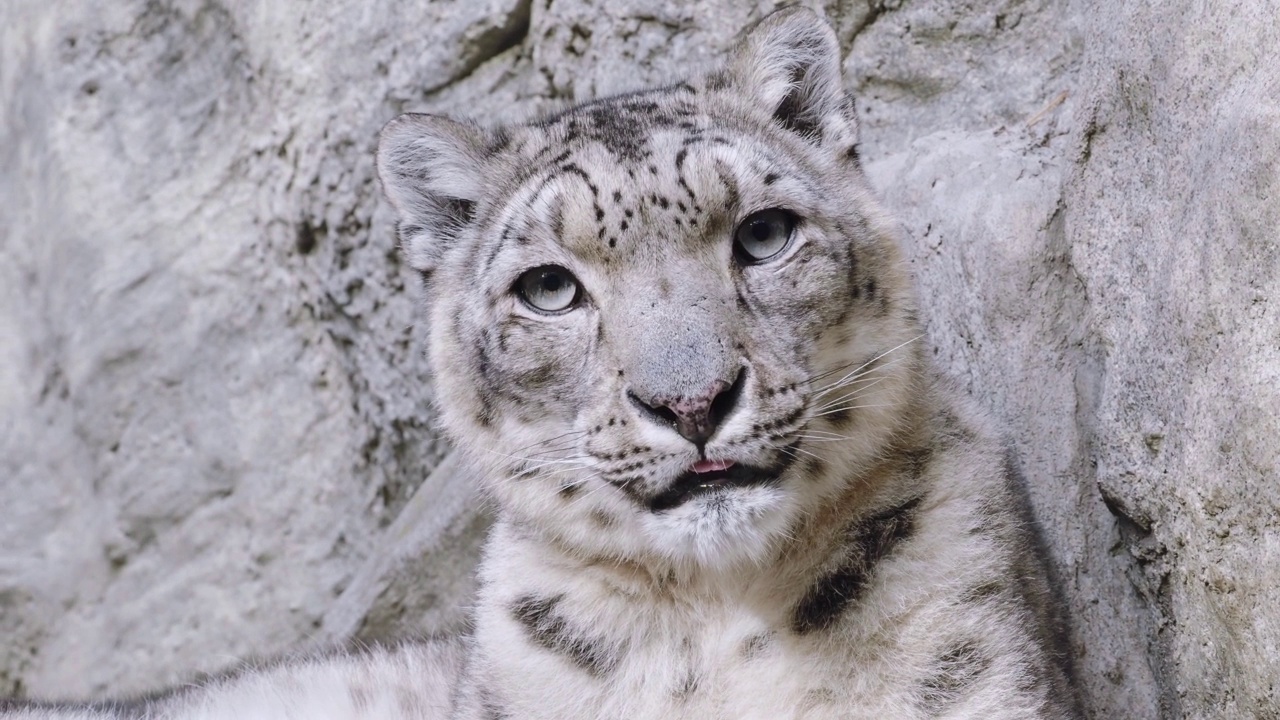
top-left (376, 113), bottom-right (491, 275)
top-left (717, 7), bottom-right (859, 153)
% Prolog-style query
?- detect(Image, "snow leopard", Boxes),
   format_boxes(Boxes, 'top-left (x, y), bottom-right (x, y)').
top-left (2, 7), bottom-right (1081, 720)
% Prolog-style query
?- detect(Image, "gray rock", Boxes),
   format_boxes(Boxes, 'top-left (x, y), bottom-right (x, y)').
top-left (1, 0), bottom-right (1276, 717)
top-left (318, 452), bottom-right (489, 646)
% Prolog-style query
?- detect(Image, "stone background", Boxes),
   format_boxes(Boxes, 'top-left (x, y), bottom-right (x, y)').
top-left (1, 0), bottom-right (1276, 718)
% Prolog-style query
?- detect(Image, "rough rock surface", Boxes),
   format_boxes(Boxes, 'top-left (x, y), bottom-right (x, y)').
top-left (1, 0), bottom-right (1276, 717)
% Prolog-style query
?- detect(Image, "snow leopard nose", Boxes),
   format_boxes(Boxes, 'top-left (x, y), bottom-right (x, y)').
top-left (628, 368), bottom-right (746, 446)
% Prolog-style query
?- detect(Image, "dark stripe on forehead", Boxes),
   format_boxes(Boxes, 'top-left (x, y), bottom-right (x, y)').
top-left (483, 225), bottom-right (511, 273)
top-left (674, 148), bottom-right (701, 209)
top-left (549, 191), bottom-right (567, 242)
top-left (558, 163), bottom-right (600, 198)
top-left (486, 167), bottom-right (584, 273)
top-left (712, 159), bottom-right (741, 213)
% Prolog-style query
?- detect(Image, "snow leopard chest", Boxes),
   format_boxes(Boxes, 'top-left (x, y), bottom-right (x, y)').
top-left (475, 590), bottom-right (916, 720)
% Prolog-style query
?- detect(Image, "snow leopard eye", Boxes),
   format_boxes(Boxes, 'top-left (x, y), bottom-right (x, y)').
top-left (516, 265), bottom-right (581, 313)
top-left (733, 209), bottom-right (796, 263)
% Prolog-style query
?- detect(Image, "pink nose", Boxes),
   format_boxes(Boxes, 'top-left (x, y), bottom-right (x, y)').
top-left (628, 370), bottom-right (745, 446)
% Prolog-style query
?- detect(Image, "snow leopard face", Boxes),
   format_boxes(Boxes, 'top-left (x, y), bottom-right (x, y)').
top-left (378, 9), bottom-right (920, 572)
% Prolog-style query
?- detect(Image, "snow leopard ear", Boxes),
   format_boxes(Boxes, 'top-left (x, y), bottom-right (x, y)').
top-left (720, 7), bottom-right (859, 155)
top-left (377, 113), bottom-right (491, 275)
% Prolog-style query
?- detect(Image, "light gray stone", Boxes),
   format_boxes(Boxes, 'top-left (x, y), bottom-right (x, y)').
top-left (1, 0), bottom-right (1276, 717)
top-left (318, 452), bottom-right (489, 646)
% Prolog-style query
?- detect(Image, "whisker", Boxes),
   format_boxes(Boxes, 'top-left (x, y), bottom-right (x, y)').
top-left (811, 402), bottom-right (896, 419)
top-left (506, 429), bottom-right (590, 457)
top-left (813, 360), bottom-right (906, 399)
top-left (813, 356), bottom-right (908, 397)
top-left (479, 446), bottom-right (578, 464)
top-left (778, 444), bottom-right (824, 463)
top-left (510, 461), bottom-right (596, 483)
top-left (805, 334), bottom-right (922, 387)
top-left (814, 377), bottom-right (891, 412)
top-left (517, 455), bottom-right (594, 471)
top-left (796, 428), bottom-right (853, 438)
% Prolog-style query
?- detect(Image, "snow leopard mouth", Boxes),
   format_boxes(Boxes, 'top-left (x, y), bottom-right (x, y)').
top-left (647, 446), bottom-right (798, 513)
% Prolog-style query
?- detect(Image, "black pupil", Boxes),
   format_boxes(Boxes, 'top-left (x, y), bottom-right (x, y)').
top-left (750, 221), bottom-right (773, 242)
top-left (541, 273), bottom-right (563, 293)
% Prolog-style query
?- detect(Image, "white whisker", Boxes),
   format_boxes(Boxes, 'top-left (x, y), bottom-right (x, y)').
top-left (811, 403), bottom-right (896, 419)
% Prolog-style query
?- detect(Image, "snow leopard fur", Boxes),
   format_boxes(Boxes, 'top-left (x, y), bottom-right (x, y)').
top-left (2, 7), bottom-right (1081, 719)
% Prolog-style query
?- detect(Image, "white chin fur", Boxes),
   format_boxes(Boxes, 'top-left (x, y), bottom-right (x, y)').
top-left (641, 484), bottom-right (796, 569)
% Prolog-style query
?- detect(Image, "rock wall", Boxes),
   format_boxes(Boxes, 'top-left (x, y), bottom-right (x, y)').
top-left (1, 1), bottom-right (1276, 718)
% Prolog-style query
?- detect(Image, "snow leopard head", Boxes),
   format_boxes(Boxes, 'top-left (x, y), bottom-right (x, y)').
top-left (377, 7), bottom-right (922, 572)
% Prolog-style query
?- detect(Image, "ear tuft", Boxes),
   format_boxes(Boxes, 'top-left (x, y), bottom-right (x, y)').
top-left (376, 113), bottom-right (490, 274)
top-left (721, 7), bottom-right (859, 150)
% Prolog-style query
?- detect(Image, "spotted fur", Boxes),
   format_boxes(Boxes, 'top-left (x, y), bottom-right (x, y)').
top-left (3, 7), bottom-right (1080, 720)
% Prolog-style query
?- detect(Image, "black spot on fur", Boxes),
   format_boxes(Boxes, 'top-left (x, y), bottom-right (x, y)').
top-left (444, 197), bottom-right (475, 224)
top-left (589, 509), bottom-right (616, 529)
top-left (739, 632), bottom-right (774, 660)
top-left (511, 595), bottom-right (618, 676)
top-left (559, 163), bottom-right (600, 197)
top-left (846, 143), bottom-right (863, 168)
top-left (549, 93), bottom-right (676, 161)
top-left (825, 407), bottom-right (852, 428)
top-left (801, 688), bottom-right (838, 710)
top-left (486, 126), bottom-right (513, 151)
top-left (938, 409), bottom-right (978, 448)
top-left (846, 248), bottom-right (861, 298)
top-left (904, 448), bottom-right (933, 479)
top-left (803, 455), bottom-right (826, 479)
top-left (919, 640), bottom-right (990, 714)
top-left (674, 671), bottom-right (700, 700)
top-left (480, 691), bottom-right (511, 720)
top-left (792, 496), bottom-right (922, 634)
top-left (963, 578), bottom-right (1007, 604)
top-left (773, 86), bottom-right (822, 140)
top-left (605, 475), bottom-right (650, 506)
top-left (763, 172), bottom-right (780, 185)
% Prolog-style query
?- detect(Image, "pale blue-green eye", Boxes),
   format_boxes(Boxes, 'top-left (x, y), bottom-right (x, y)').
top-left (517, 265), bottom-right (581, 313)
top-left (734, 209), bottom-right (797, 262)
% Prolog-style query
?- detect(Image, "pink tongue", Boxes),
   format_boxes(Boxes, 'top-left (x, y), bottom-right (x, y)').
top-left (693, 459), bottom-right (735, 474)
